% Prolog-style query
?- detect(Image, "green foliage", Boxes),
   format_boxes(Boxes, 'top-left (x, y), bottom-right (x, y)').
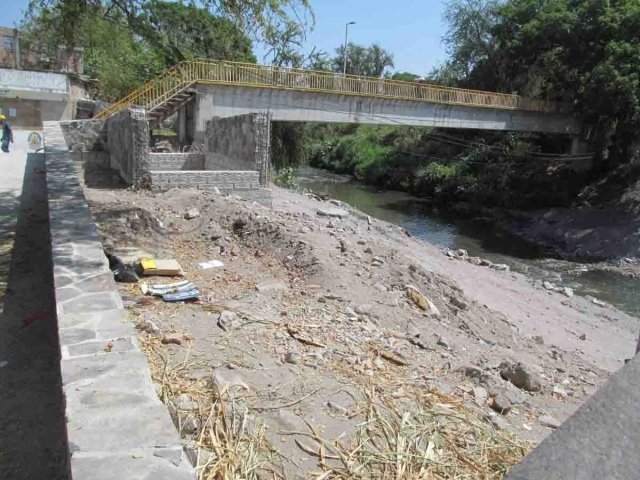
top-left (273, 166), bottom-right (299, 189)
top-left (331, 43), bottom-right (394, 77)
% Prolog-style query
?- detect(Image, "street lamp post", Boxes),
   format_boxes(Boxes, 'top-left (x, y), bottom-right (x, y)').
top-left (343, 21), bottom-right (356, 75)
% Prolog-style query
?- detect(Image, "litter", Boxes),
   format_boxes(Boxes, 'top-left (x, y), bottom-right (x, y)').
top-left (106, 252), bottom-right (139, 283)
top-left (141, 280), bottom-right (194, 296)
top-left (140, 258), bottom-right (183, 276)
top-left (196, 259), bottom-right (224, 270)
top-left (163, 289), bottom-right (201, 302)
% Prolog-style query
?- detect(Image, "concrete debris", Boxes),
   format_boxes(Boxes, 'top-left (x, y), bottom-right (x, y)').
top-left (532, 335), bottom-right (545, 345)
top-left (437, 335), bottom-right (450, 349)
top-left (161, 334), bottom-right (182, 345)
top-left (491, 264), bottom-right (510, 272)
top-left (217, 311), bottom-right (240, 331)
top-left (538, 415), bottom-right (561, 429)
top-left (184, 208), bottom-right (200, 219)
top-left (543, 281), bottom-right (556, 291)
top-left (563, 287), bottom-right (574, 298)
top-left (285, 352), bottom-right (301, 364)
top-left (317, 207), bottom-right (349, 219)
top-left (500, 361), bottom-right (543, 392)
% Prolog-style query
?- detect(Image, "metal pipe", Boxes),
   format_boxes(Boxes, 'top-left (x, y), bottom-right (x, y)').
top-left (343, 21), bottom-right (356, 75)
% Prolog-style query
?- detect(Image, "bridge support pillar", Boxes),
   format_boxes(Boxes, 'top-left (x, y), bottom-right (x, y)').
top-left (571, 136), bottom-right (589, 155)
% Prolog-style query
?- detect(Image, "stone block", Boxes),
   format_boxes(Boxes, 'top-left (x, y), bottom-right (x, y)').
top-left (71, 451), bottom-right (194, 480)
top-left (59, 291), bottom-right (122, 315)
top-left (66, 336), bottom-right (137, 358)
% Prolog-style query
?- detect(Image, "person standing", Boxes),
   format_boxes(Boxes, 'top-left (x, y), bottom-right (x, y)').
top-left (1, 115), bottom-right (14, 153)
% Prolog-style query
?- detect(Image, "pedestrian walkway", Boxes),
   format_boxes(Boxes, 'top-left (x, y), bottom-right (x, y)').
top-left (0, 151), bottom-right (71, 479)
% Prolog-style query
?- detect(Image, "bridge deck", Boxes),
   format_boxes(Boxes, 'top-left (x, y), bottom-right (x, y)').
top-left (96, 60), bottom-right (573, 120)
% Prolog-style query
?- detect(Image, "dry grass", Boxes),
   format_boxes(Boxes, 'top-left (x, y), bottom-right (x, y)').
top-left (283, 389), bottom-right (531, 480)
top-left (139, 333), bottom-right (530, 480)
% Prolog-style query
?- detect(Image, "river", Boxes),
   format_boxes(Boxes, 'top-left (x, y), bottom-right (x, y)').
top-left (298, 166), bottom-right (640, 318)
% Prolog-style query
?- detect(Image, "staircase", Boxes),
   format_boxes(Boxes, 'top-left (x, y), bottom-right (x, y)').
top-left (146, 86), bottom-right (196, 128)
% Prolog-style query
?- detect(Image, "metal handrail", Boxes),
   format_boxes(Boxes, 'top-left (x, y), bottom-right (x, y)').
top-left (95, 60), bottom-right (573, 119)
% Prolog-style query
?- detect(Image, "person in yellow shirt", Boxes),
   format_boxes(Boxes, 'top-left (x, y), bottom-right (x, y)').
top-left (1, 115), bottom-right (14, 153)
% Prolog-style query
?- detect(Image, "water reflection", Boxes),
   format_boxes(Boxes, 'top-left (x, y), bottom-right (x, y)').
top-left (298, 166), bottom-right (640, 318)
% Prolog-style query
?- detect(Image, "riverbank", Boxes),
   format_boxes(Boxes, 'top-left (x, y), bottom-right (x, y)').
top-left (81, 164), bottom-right (639, 476)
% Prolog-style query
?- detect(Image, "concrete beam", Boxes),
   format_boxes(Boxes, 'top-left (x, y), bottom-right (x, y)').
top-left (195, 85), bottom-right (582, 135)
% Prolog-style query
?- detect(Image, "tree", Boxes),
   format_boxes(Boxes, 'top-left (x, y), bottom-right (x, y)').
top-left (331, 42), bottom-right (394, 77)
top-left (25, 0), bottom-right (313, 54)
top-left (441, 0), bottom-right (500, 81)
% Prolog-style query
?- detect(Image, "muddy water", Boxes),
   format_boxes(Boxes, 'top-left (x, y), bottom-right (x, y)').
top-left (298, 166), bottom-right (640, 318)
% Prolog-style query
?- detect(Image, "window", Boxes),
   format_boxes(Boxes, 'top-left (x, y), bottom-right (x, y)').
top-left (9, 108), bottom-right (16, 117)
top-left (3, 35), bottom-right (14, 52)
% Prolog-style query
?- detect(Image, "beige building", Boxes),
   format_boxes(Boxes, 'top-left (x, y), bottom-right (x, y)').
top-left (0, 25), bottom-right (83, 73)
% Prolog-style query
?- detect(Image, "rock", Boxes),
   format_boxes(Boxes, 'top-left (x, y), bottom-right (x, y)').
top-left (532, 335), bottom-right (545, 345)
top-left (445, 249), bottom-right (456, 258)
top-left (285, 352), bottom-right (301, 364)
top-left (373, 357), bottom-right (385, 369)
top-left (455, 249), bottom-right (468, 257)
top-left (426, 380), bottom-right (454, 396)
top-left (355, 304), bottom-right (374, 315)
top-left (326, 401), bottom-right (348, 415)
top-left (538, 414), bottom-right (561, 429)
top-left (213, 187), bottom-right (222, 195)
top-left (184, 208), bottom-right (200, 220)
top-left (217, 311), bottom-right (240, 331)
top-left (176, 394), bottom-right (199, 411)
top-left (543, 281), bottom-right (556, 290)
top-left (406, 287), bottom-right (440, 315)
top-left (139, 319), bottom-right (161, 334)
top-left (450, 296), bottom-right (469, 310)
top-left (373, 283), bottom-right (387, 293)
top-left (491, 264), bottom-right (510, 272)
top-left (500, 361), bottom-right (543, 392)
top-left (408, 264), bottom-right (418, 272)
top-left (391, 390), bottom-right (404, 399)
top-left (185, 444), bottom-right (214, 466)
top-left (364, 246), bottom-right (374, 254)
top-left (552, 385), bottom-right (568, 397)
top-left (357, 239), bottom-right (367, 245)
top-left (479, 259), bottom-right (493, 267)
top-left (162, 334), bottom-right (182, 346)
top-left (491, 395), bottom-right (512, 414)
top-left (182, 417), bottom-right (200, 435)
top-left (339, 239), bottom-right (350, 252)
top-left (230, 245), bottom-right (240, 256)
top-left (488, 413), bottom-right (509, 430)
top-left (327, 221), bottom-right (335, 229)
top-left (256, 280), bottom-right (288, 292)
top-left (579, 333), bottom-right (587, 341)
top-left (563, 287), bottom-right (574, 298)
top-left (461, 366), bottom-right (527, 405)
top-left (437, 335), bottom-right (450, 349)
top-left (211, 367), bottom-right (250, 395)
top-left (317, 207), bottom-right (349, 219)
top-left (473, 386), bottom-right (488, 402)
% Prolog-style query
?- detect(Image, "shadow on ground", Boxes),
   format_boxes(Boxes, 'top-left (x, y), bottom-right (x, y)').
top-left (0, 153), bottom-right (71, 480)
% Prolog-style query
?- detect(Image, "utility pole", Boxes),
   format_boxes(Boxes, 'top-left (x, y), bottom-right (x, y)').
top-left (343, 21), bottom-right (356, 75)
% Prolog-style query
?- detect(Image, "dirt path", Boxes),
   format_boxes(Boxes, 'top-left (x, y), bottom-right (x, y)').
top-left (82, 176), bottom-right (639, 478)
top-left (0, 153), bottom-right (70, 480)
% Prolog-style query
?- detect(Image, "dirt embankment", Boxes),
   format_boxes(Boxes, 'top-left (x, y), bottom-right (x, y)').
top-left (83, 179), bottom-right (639, 479)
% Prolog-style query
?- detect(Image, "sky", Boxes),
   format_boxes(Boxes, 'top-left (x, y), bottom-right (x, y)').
top-left (2, 0), bottom-right (449, 75)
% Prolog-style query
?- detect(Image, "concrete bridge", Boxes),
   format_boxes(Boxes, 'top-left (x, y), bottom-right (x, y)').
top-left (95, 60), bottom-right (583, 143)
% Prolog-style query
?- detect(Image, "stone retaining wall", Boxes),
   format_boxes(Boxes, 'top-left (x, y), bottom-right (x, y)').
top-left (151, 170), bottom-right (261, 189)
top-left (106, 107), bottom-right (149, 186)
top-left (59, 118), bottom-right (107, 152)
top-left (147, 153), bottom-right (203, 171)
top-left (43, 121), bottom-right (195, 480)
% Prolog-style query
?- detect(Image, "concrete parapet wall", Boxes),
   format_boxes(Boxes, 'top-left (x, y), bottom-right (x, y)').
top-left (42, 121), bottom-right (195, 480)
top-left (148, 153), bottom-right (203, 171)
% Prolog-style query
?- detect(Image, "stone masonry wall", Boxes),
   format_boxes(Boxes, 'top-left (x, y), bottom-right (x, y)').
top-left (43, 121), bottom-right (195, 480)
top-left (151, 171), bottom-right (260, 190)
top-left (202, 112), bottom-right (272, 186)
top-left (59, 118), bottom-right (107, 153)
top-left (147, 153), bottom-right (203, 171)
top-left (106, 107), bottom-right (149, 186)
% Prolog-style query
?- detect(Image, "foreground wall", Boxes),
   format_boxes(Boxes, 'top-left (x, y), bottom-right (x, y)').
top-left (43, 121), bottom-right (195, 480)
top-left (195, 84), bottom-right (582, 135)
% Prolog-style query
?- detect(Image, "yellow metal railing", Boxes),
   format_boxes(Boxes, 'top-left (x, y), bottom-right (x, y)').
top-left (95, 60), bottom-right (572, 119)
